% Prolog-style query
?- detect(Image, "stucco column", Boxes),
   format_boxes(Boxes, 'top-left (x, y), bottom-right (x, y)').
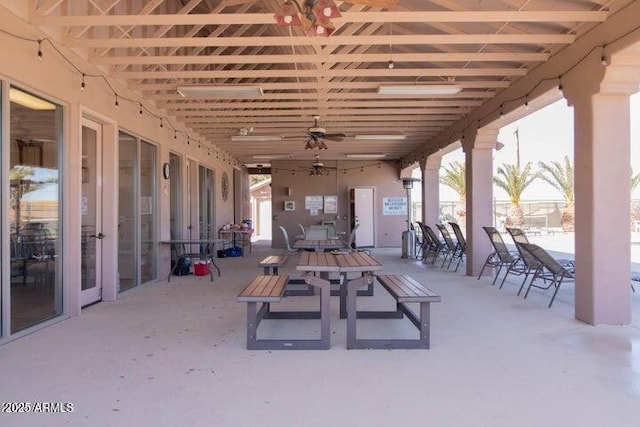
top-left (420, 154), bottom-right (442, 228)
top-left (564, 47), bottom-right (639, 324)
top-left (464, 127), bottom-right (498, 277)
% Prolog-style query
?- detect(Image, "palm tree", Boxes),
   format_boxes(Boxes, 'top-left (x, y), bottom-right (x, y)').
top-left (631, 167), bottom-right (640, 226)
top-left (538, 156), bottom-right (574, 231)
top-left (440, 161), bottom-right (466, 220)
top-left (493, 162), bottom-right (538, 227)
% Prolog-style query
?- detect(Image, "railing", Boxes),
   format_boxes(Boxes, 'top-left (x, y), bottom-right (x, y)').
top-left (411, 199), bottom-right (625, 231)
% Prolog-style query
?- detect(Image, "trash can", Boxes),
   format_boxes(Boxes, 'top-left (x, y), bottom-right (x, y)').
top-left (401, 229), bottom-right (415, 259)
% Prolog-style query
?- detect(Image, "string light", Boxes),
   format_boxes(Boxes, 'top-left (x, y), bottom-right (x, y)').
top-left (558, 76), bottom-right (563, 93)
top-left (160, 118), bottom-right (163, 128)
top-left (2, 24), bottom-right (630, 169)
top-left (174, 130), bottom-right (177, 140)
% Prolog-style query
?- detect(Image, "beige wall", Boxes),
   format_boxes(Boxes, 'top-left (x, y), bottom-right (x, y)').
top-left (271, 159), bottom-right (407, 248)
top-left (0, 6), bottom-right (244, 313)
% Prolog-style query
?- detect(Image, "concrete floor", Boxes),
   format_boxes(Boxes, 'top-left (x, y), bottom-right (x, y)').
top-left (1, 240), bottom-right (640, 427)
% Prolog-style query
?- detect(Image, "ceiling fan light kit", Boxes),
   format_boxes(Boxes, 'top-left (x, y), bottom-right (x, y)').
top-left (177, 85), bottom-right (263, 98)
top-left (274, 0), bottom-right (396, 37)
top-left (377, 84), bottom-right (463, 95)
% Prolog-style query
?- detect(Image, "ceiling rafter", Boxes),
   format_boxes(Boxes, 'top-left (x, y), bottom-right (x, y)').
top-left (31, 11), bottom-right (609, 26)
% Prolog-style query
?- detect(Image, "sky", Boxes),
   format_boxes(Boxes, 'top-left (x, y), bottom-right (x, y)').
top-left (434, 92), bottom-right (640, 202)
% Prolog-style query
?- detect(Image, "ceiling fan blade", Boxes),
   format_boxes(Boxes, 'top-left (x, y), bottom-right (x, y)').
top-left (324, 133), bottom-right (346, 142)
top-left (344, 0), bottom-right (398, 8)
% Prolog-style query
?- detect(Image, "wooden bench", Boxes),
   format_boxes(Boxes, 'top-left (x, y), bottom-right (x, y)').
top-left (347, 274), bottom-right (441, 350)
top-left (237, 274), bottom-right (330, 350)
top-left (258, 255), bottom-right (289, 275)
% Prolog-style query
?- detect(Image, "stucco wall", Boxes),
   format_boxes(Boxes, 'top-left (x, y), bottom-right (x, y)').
top-left (270, 159), bottom-right (408, 248)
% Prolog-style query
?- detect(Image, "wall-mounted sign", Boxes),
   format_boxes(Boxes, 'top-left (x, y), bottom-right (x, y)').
top-left (382, 197), bottom-right (407, 215)
top-left (323, 195), bottom-right (337, 214)
top-left (305, 195), bottom-right (323, 210)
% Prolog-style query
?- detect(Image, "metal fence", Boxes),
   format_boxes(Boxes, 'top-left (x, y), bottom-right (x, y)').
top-left (413, 200), bottom-right (573, 230)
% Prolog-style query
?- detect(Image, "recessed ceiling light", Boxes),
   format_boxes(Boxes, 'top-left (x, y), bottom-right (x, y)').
top-left (377, 84), bottom-right (462, 95)
top-left (177, 85), bottom-right (263, 98)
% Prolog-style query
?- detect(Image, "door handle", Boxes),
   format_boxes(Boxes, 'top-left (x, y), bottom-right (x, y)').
top-left (96, 232), bottom-right (105, 240)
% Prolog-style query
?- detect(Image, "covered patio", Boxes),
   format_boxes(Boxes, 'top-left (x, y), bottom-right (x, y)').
top-left (1, 241), bottom-right (639, 426)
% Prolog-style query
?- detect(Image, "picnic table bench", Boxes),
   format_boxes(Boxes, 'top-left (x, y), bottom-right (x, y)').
top-left (258, 255), bottom-right (289, 275)
top-left (237, 274), bottom-right (330, 350)
top-left (347, 274), bottom-right (441, 350)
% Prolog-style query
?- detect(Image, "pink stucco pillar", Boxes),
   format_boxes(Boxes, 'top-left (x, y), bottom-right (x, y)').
top-left (564, 48), bottom-right (639, 324)
top-left (464, 127), bottom-right (498, 277)
top-left (420, 155), bottom-right (441, 228)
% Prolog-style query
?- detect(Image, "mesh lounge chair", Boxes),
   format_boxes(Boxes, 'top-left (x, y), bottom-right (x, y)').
top-left (506, 227), bottom-right (574, 294)
top-left (422, 224), bottom-right (447, 265)
top-left (505, 227), bottom-right (546, 294)
top-left (477, 226), bottom-right (521, 286)
top-left (448, 222), bottom-right (466, 272)
top-left (518, 242), bottom-right (575, 308)
top-left (436, 223), bottom-right (460, 269)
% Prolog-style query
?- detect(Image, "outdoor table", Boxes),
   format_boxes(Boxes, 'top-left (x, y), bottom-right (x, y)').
top-left (218, 228), bottom-right (253, 255)
top-left (161, 239), bottom-right (223, 282)
top-left (293, 238), bottom-right (345, 252)
top-left (297, 251), bottom-right (383, 319)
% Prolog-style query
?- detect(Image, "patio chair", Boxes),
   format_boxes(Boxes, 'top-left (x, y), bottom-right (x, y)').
top-left (422, 224), bottom-right (447, 265)
top-left (505, 227), bottom-right (545, 294)
top-left (518, 242), bottom-right (575, 308)
top-left (436, 223), bottom-right (460, 269)
top-left (341, 224), bottom-right (359, 250)
top-left (448, 222), bottom-right (466, 272)
top-left (278, 226), bottom-right (301, 254)
top-left (413, 223), bottom-right (425, 259)
top-left (506, 227), bottom-right (574, 294)
top-left (294, 223), bottom-right (305, 241)
top-left (477, 226), bottom-right (521, 286)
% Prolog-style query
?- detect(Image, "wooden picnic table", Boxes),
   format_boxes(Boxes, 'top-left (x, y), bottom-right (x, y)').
top-left (293, 239), bottom-right (346, 252)
top-left (297, 251), bottom-right (383, 319)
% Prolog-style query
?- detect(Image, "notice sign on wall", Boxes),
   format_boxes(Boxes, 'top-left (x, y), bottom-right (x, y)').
top-left (305, 195), bottom-right (324, 210)
top-left (383, 197), bottom-right (407, 215)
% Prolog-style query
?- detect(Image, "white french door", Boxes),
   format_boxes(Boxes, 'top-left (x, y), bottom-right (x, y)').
top-left (353, 187), bottom-right (375, 247)
top-left (80, 118), bottom-right (104, 306)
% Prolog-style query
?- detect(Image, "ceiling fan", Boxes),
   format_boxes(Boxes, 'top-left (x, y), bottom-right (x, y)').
top-left (286, 115), bottom-right (346, 150)
top-left (226, 0), bottom-right (398, 36)
top-left (301, 154), bottom-right (336, 176)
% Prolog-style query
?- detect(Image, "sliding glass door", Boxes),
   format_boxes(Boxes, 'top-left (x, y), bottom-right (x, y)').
top-left (199, 166), bottom-right (215, 239)
top-left (8, 87), bottom-right (63, 333)
top-left (117, 132), bottom-right (157, 291)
